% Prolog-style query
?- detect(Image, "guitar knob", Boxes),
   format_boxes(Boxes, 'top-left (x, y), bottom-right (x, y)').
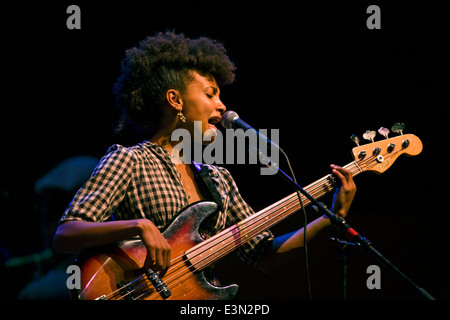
top-left (392, 123), bottom-right (405, 135)
top-left (378, 127), bottom-right (390, 139)
top-left (363, 130), bottom-right (376, 143)
top-left (351, 134), bottom-right (360, 146)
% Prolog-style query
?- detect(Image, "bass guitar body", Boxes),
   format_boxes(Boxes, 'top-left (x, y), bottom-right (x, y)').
top-left (74, 201), bottom-right (238, 300)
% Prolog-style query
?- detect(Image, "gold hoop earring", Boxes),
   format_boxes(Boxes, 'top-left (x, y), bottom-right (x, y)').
top-left (178, 110), bottom-right (186, 123)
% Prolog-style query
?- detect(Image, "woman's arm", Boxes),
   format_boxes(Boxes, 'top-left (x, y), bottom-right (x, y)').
top-left (54, 219), bottom-right (144, 253)
top-left (257, 164), bottom-right (357, 273)
top-left (54, 219), bottom-right (172, 275)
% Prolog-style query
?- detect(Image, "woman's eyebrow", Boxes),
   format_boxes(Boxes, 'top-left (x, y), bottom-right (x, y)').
top-left (206, 86), bottom-right (220, 95)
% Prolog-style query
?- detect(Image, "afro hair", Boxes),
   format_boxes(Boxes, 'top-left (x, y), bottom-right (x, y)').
top-left (113, 32), bottom-right (236, 135)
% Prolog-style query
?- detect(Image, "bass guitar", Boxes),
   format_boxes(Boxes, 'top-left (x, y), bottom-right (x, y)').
top-left (73, 129), bottom-right (422, 300)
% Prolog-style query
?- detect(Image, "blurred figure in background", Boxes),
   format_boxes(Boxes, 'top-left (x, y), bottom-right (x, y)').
top-left (14, 156), bottom-right (98, 299)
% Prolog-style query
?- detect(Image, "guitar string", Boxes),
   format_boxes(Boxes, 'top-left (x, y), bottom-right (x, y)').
top-left (139, 161), bottom-right (368, 300)
top-left (106, 155), bottom-right (387, 300)
top-left (103, 160), bottom-right (367, 300)
top-left (103, 160), bottom-right (365, 300)
top-left (111, 161), bottom-right (367, 300)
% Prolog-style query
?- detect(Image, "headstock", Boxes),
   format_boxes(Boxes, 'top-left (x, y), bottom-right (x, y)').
top-left (350, 123), bottom-right (423, 174)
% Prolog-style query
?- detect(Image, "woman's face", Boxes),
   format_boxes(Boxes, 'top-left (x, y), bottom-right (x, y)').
top-left (179, 71), bottom-right (226, 144)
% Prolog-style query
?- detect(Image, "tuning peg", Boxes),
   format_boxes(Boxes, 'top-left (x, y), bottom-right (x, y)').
top-left (378, 127), bottom-right (390, 139)
top-left (391, 122), bottom-right (405, 135)
top-left (350, 134), bottom-right (360, 146)
top-left (363, 130), bottom-right (376, 143)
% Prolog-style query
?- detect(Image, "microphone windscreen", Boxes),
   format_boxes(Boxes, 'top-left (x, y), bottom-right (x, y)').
top-left (220, 111), bottom-right (239, 129)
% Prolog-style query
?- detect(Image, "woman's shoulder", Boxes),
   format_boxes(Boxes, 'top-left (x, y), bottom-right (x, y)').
top-left (104, 140), bottom-right (158, 162)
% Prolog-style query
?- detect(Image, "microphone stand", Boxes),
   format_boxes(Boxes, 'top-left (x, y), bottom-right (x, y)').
top-left (330, 237), bottom-right (355, 300)
top-left (263, 159), bottom-right (435, 300)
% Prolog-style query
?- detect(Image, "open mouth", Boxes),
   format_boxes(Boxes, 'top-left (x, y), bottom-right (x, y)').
top-left (208, 117), bottom-right (221, 129)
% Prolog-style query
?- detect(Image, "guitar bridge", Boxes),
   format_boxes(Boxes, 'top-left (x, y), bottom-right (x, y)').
top-left (144, 269), bottom-right (172, 299)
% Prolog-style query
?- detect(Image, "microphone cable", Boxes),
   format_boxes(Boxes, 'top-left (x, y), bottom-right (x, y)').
top-left (280, 149), bottom-right (312, 300)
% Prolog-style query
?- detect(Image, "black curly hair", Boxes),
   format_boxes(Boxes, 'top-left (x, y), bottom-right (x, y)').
top-left (113, 32), bottom-right (236, 136)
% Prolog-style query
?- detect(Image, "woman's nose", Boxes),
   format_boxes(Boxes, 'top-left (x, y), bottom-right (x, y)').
top-left (217, 100), bottom-right (226, 114)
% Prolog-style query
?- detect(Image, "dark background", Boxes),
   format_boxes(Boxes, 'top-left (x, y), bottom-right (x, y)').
top-left (1, 1), bottom-right (449, 300)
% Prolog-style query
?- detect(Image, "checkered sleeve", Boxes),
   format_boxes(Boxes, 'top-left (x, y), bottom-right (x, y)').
top-left (217, 167), bottom-right (274, 269)
top-left (59, 144), bottom-right (135, 223)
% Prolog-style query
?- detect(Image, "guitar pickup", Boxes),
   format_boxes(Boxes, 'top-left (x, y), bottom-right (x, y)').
top-left (145, 269), bottom-right (172, 299)
top-left (117, 280), bottom-right (135, 300)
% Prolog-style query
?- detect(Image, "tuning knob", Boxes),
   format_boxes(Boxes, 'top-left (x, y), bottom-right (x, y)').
top-left (392, 123), bottom-right (405, 135)
top-left (351, 134), bottom-right (360, 146)
top-left (378, 127), bottom-right (390, 139)
top-left (363, 130), bottom-right (376, 143)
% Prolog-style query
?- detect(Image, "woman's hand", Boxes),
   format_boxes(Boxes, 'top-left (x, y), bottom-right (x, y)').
top-left (329, 164), bottom-right (357, 219)
top-left (137, 219), bottom-right (171, 276)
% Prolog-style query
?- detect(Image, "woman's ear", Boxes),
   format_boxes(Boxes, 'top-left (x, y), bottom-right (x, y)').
top-left (166, 89), bottom-right (183, 111)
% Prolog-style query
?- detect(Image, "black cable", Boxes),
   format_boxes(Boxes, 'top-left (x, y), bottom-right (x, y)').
top-left (280, 149), bottom-right (312, 300)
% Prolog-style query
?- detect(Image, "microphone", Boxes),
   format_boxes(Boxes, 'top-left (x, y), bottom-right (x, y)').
top-left (220, 110), bottom-right (283, 154)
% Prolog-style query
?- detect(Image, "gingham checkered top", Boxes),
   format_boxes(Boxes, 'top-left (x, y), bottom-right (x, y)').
top-left (60, 141), bottom-right (273, 268)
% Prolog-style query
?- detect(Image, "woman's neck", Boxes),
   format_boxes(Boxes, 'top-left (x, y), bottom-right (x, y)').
top-left (150, 133), bottom-right (174, 151)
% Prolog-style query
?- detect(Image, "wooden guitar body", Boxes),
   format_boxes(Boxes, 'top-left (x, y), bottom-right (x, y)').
top-left (75, 201), bottom-right (238, 300)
